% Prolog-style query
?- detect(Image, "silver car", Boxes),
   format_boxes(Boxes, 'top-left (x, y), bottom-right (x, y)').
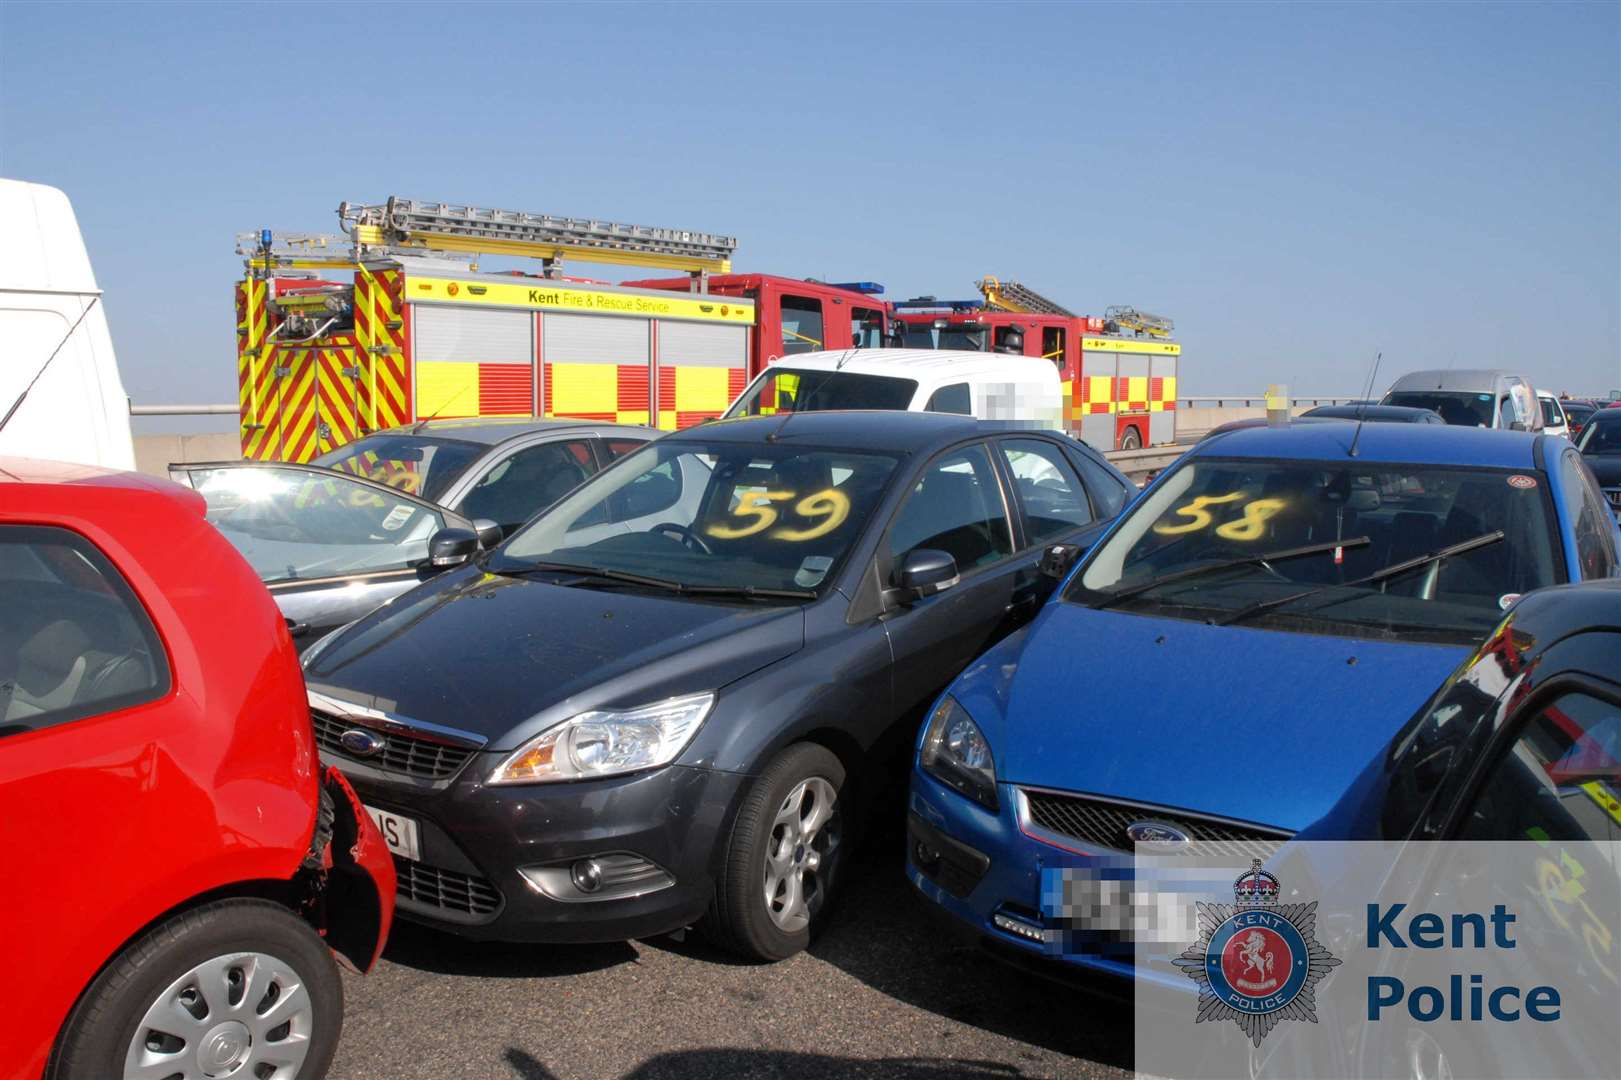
top-left (1381, 368), bottom-right (1543, 431)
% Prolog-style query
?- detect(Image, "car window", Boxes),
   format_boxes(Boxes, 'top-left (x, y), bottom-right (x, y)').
top-left (925, 383), bottom-right (972, 415)
top-left (1068, 445), bottom-right (1133, 520)
top-left (888, 443), bottom-right (1014, 574)
top-left (1458, 691), bottom-right (1621, 843)
top-left (186, 466), bottom-right (451, 584)
top-left (602, 437), bottom-right (650, 461)
top-left (1562, 451), bottom-right (1618, 579)
top-left (457, 439), bottom-right (597, 533)
top-left (1384, 391), bottom-right (1495, 428)
top-left (997, 438), bottom-right (1092, 544)
top-left (1578, 418), bottom-right (1621, 456)
top-left (1540, 397), bottom-right (1565, 427)
top-left (314, 434), bottom-right (484, 504)
top-left (0, 526), bottom-right (169, 737)
top-left (1072, 459), bottom-right (1564, 644)
top-left (780, 295), bottom-right (824, 356)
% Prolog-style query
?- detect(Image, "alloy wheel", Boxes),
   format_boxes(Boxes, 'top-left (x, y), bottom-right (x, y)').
top-left (762, 775), bottom-right (841, 933)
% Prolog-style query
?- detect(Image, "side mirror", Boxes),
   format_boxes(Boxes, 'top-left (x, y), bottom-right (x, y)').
top-left (428, 527), bottom-right (479, 568)
top-left (472, 518), bottom-right (504, 548)
top-left (1038, 542), bottom-right (1085, 580)
top-left (894, 549), bottom-right (959, 596)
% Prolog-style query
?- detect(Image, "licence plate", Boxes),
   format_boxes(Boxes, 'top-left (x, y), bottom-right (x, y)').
top-left (364, 804), bottom-right (421, 861)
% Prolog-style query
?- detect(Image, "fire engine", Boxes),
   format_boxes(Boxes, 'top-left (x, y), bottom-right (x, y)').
top-left (890, 278), bottom-right (1179, 451)
top-left (234, 197), bottom-right (891, 461)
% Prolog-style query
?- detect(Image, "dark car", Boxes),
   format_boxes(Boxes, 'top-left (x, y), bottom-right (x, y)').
top-left (1563, 398), bottom-right (1598, 438)
top-left (302, 412), bottom-right (1134, 960)
top-left (1298, 403), bottom-right (1444, 423)
top-left (1577, 406), bottom-right (1621, 519)
top-left (172, 421), bottom-right (657, 650)
top-left (312, 418), bottom-right (656, 539)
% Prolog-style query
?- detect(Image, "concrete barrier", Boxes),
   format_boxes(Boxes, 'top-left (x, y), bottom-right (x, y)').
top-left (133, 433), bottom-right (241, 477)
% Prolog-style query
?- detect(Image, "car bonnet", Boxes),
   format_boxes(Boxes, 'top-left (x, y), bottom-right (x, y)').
top-left (993, 604), bottom-right (1472, 833)
top-left (304, 566), bottom-right (806, 748)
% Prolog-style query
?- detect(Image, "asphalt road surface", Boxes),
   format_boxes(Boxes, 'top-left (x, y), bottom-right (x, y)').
top-left (330, 816), bottom-right (1133, 1080)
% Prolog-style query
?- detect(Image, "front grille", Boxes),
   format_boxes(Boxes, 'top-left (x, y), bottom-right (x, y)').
top-left (394, 857), bottom-right (502, 916)
top-left (311, 710), bottom-right (475, 780)
top-left (1020, 789), bottom-right (1290, 856)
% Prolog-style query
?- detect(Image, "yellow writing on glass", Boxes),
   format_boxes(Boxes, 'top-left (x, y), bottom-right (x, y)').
top-left (705, 488), bottom-right (854, 542)
top-left (1213, 498), bottom-right (1287, 541)
top-left (1152, 492), bottom-right (1244, 536)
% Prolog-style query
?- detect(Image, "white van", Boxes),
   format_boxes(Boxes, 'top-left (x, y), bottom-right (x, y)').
top-left (1380, 368), bottom-right (1542, 432)
top-left (0, 179), bottom-right (134, 469)
top-left (724, 349), bottom-right (1063, 427)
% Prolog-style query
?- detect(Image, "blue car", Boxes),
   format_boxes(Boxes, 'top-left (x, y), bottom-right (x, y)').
top-left (905, 421), bottom-right (1621, 978)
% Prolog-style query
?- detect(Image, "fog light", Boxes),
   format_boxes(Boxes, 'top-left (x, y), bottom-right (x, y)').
top-left (570, 859), bottom-right (603, 894)
top-left (993, 911), bottom-right (1045, 943)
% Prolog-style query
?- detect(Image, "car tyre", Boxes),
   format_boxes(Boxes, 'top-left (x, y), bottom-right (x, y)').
top-left (49, 898), bottom-right (342, 1080)
top-left (704, 742), bottom-right (847, 962)
top-left (1118, 426), bottom-right (1143, 451)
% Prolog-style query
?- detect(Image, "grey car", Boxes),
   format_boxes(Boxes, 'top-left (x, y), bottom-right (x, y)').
top-left (172, 420), bottom-right (657, 649)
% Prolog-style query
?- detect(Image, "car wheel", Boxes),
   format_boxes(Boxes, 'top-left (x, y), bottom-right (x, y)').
top-left (49, 898), bottom-right (342, 1080)
top-left (705, 742), bottom-right (847, 961)
top-left (1119, 426), bottom-right (1143, 451)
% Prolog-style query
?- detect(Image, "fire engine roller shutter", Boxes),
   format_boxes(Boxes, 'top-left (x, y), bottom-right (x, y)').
top-left (1077, 347), bottom-right (1118, 453)
top-left (656, 321), bottom-right (747, 430)
top-left (1149, 351), bottom-right (1177, 446)
top-left (544, 313), bottom-right (650, 425)
top-left (413, 306), bottom-right (534, 419)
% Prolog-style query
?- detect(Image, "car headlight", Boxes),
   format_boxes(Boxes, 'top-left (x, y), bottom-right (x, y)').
top-left (919, 695), bottom-right (998, 811)
top-left (490, 691), bottom-right (715, 784)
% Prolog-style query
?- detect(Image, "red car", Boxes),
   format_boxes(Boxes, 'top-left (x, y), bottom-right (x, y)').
top-left (0, 459), bottom-right (395, 1080)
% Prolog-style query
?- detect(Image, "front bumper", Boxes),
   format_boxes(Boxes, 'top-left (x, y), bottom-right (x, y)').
top-left (905, 764), bottom-right (1138, 982)
top-left (332, 753), bottom-right (747, 943)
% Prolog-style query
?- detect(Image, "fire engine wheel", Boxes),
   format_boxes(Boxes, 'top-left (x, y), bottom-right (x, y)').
top-left (1118, 426), bottom-right (1143, 451)
top-left (703, 742), bottom-right (847, 962)
top-left (48, 899), bottom-right (342, 1080)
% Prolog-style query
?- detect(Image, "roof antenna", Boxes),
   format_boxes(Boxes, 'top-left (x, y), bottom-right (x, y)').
top-left (1347, 350), bottom-right (1382, 459)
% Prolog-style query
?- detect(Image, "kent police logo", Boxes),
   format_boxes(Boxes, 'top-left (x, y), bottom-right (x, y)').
top-left (1173, 860), bottom-right (1341, 1046)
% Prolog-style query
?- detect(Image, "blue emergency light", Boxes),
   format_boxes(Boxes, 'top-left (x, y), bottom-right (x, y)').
top-left (892, 297), bottom-right (984, 312)
top-left (827, 282), bottom-right (885, 295)
top-left (261, 229), bottom-right (273, 249)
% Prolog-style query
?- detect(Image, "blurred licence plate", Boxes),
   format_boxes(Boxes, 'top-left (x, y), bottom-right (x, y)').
top-left (365, 805), bottom-right (421, 861)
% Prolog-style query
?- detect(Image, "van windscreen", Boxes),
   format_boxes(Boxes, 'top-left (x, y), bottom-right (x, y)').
top-left (727, 369), bottom-right (919, 417)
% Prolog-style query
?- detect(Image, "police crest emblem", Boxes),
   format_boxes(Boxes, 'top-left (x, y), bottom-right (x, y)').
top-left (1173, 859), bottom-right (1341, 1046)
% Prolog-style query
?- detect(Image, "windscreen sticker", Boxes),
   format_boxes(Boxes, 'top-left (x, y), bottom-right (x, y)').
top-left (1507, 474), bottom-right (1537, 489)
top-left (794, 556), bottom-right (834, 588)
top-left (380, 505), bottom-right (415, 531)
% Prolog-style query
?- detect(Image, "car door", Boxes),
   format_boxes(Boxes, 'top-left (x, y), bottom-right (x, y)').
top-left (452, 435), bottom-right (600, 537)
top-left (991, 434), bottom-right (1117, 624)
top-left (879, 440), bottom-right (1028, 720)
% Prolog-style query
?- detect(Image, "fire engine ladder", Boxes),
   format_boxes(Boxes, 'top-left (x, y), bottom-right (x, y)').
top-left (1104, 305), bottom-right (1175, 338)
top-left (976, 276), bottom-right (1075, 317)
top-left (338, 197), bottom-right (738, 283)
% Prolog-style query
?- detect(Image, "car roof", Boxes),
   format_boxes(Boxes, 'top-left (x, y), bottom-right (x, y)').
top-left (362, 417), bottom-right (653, 446)
top-left (0, 455), bottom-right (181, 493)
top-left (759, 349), bottom-right (1054, 381)
top-left (1386, 369), bottom-right (1523, 392)
top-left (1509, 579), bottom-right (1621, 643)
top-left (1195, 419), bottom-right (1544, 468)
top-left (664, 410), bottom-right (1023, 453)
top-left (1585, 406), bottom-right (1621, 424)
top-left (1301, 404), bottom-right (1438, 420)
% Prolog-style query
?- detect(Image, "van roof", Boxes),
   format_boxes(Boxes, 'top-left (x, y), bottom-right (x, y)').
top-left (759, 349), bottom-right (1055, 381)
top-left (0, 179), bottom-right (99, 294)
top-left (1386, 369), bottom-right (1525, 392)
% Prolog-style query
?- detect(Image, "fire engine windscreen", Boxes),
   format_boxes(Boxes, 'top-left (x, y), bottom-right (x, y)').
top-left (1068, 459), bottom-right (1561, 644)
top-left (727, 369), bottom-right (918, 417)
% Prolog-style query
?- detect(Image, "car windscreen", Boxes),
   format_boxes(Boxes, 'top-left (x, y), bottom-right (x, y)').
top-left (1382, 391), bottom-right (1495, 428)
top-left (1066, 458), bottom-right (1563, 644)
top-left (495, 440), bottom-right (900, 596)
top-left (727, 369), bottom-right (919, 417)
top-left (1578, 418), bottom-right (1621, 455)
top-left (188, 466), bottom-right (449, 584)
top-left (313, 434), bottom-right (484, 504)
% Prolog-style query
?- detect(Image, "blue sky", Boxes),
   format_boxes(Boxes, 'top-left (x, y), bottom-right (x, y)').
top-left (3, 1), bottom-right (1617, 422)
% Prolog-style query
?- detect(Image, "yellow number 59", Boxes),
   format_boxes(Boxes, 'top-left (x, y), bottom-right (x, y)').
top-left (708, 490), bottom-right (794, 539)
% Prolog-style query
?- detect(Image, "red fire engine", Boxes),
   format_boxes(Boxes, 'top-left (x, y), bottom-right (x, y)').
top-left (890, 278), bottom-right (1180, 452)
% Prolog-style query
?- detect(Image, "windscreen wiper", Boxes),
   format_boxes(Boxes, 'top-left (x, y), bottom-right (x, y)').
top-left (1092, 537), bottom-right (1371, 611)
top-left (1214, 529), bottom-right (1506, 627)
top-left (679, 583), bottom-right (817, 600)
top-left (496, 560), bottom-right (689, 594)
